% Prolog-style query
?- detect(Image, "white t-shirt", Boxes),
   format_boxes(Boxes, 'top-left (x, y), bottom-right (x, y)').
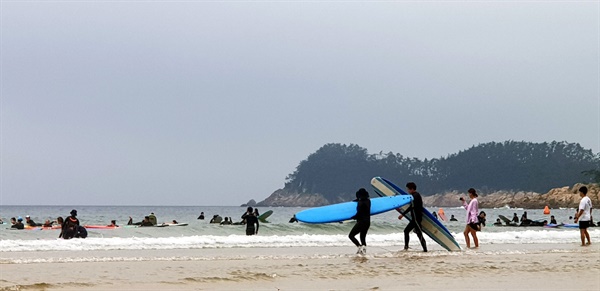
top-left (578, 196), bottom-right (592, 222)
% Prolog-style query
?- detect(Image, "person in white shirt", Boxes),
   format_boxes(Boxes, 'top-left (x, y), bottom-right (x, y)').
top-left (574, 186), bottom-right (592, 246)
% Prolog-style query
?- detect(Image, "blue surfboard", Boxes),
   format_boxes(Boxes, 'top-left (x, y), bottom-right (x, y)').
top-left (295, 195), bottom-right (413, 224)
top-left (371, 177), bottom-right (462, 251)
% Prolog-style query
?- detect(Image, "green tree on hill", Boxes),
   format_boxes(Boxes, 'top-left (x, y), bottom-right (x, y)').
top-left (284, 141), bottom-right (600, 201)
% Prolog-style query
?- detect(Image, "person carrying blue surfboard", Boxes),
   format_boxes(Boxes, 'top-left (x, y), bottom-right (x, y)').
top-left (348, 188), bottom-right (371, 255)
top-left (397, 182), bottom-right (427, 252)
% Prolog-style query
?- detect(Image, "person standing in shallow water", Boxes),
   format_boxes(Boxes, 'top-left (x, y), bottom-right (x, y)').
top-left (461, 188), bottom-right (480, 248)
top-left (348, 188), bottom-right (371, 255)
top-left (244, 207), bottom-right (259, 236)
top-left (574, 186), bottom-right (592, 246)
top-left (398, 182), bottom-right (427, 252)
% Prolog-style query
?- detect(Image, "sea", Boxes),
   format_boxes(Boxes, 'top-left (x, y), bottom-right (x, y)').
top-left (2, 205), bottom-right (598, 255)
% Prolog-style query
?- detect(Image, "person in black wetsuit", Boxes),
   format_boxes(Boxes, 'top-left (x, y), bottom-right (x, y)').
top-left (289, 215), bottom-right (298, 223)
top-left (348, 188), bottom-right (371, 255)
top-left (60, 210), bottom-right (80, 239)
top-left (243, 207), bottom-right (259, 235)
top-left (398, 182), bottom-right (427, 252)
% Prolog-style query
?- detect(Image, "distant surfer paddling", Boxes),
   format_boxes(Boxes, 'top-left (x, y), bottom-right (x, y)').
top-left (348, 188), bottom-right (371, 255)
top-left (398, 182), bottom-right (427, 252)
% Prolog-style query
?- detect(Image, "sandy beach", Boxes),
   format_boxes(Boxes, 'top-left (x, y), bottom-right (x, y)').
top-left (1, 243), bottom-right (598, 291)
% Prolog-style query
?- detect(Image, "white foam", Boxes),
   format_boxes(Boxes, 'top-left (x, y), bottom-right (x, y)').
top-left (1, 229), bottom-right (598, 252)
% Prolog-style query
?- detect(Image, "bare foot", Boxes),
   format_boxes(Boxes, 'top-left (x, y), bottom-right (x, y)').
top-left (586, 242), bottom-right (591, 245)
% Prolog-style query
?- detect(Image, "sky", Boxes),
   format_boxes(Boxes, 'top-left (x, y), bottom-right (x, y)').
top-left (1, 1), bottom-right (599, 206)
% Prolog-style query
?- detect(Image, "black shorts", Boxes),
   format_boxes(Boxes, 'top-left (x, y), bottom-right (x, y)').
top-left (468, 223), bottom-right (480, 231)
top-left (579, 221), bottom-right (590, 229)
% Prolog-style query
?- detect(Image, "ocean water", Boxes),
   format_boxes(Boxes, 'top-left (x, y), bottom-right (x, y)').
top-left (1, 205), bottom-right (598, 253)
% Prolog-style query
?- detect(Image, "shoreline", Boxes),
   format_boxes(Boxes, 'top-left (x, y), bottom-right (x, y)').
top-left (1, 244), bottom-right (598, 290)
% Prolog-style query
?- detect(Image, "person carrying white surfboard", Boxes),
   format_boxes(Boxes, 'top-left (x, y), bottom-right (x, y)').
top-left (348, 188), bottom-right (371, 255)
top-left (398, 182), bottom-right (427, 252)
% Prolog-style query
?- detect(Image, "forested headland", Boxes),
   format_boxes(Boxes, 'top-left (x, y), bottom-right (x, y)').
top-left (256, 141), bottom-right (600, 207)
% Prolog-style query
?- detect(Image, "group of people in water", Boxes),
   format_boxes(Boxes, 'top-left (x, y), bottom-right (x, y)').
top-left (7, 209), bottom-right (87, 239)
top-left (348, 184), bottom-right (594, 254)
top-left (197, 208), bottom-right (261, 235)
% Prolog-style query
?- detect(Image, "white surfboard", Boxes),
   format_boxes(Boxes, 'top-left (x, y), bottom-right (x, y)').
top-left (371, 177), bottom-right (462, 252)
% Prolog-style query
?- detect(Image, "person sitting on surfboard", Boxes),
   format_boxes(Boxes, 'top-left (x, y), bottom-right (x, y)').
top-left (450, 215), bottom-right (458, 221)
top-left (398, 182), bottom-right (427, 252)
top-left (512, 213), bottom-right (519, 223)
top-left (60, 210), bottom-right (81, 239)
top-left (348, 188), bottom-right (371, 255)
top-left (550, 215), bottom-right (557, 224)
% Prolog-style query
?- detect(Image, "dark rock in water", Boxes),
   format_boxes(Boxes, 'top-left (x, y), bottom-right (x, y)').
top-left (240, 199), bottom-right (257, 207)
top-left (256, 189), bottom-right (332, 207)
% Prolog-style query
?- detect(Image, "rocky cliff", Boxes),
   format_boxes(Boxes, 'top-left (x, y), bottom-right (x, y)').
top-left (255, 189), bottom-right (330, 207)
top-left (256, 183), bottom-right (599, 209)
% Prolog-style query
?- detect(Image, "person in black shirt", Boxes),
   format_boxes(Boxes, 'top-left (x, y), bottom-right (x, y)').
top-left (11, 217), bottom-right (24, 230)
top-left (243, 207), bottom-right (259, 235)
top-left (60, 210), bottom-right (80, 239)
top-left (348, 188), bottom-right (371, 255)
top-left (139, 216), bottom-right (154, 227)
top-left (398, 182), bottom-right (427, 252)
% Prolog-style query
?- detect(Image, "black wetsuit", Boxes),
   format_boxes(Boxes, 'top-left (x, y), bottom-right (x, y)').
top-left (12, 222), bottom-right (24, 230)
top-left (349, 198), bottom-right (371, 247)
top-left (60, 216), bottom-right (80, 239)
top-left (245, 214), bottom-right (259, 235)
top-left (402, 191), bottom-right (427, 252)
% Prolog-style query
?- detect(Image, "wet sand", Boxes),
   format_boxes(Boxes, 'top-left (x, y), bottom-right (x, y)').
top-left (1, 244), bottom-right (599, 290)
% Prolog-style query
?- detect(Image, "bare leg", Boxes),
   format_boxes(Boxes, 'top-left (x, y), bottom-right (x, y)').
top-left (471, 228), bottom-right (479, 248)
top-left (584, 229), bottom-right (591, 245)
top-left (463, 225), bottom-right (471, 248)
top-left (580, 229), bottom-right (586, 246)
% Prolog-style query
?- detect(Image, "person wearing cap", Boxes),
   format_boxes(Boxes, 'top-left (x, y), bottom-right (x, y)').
top-left (11, 217), bottom-right (24, 230)
top-left (25, 215), bottom-right (40, 227)
top-left (348, 188), bottom-right (371, 255)
top-left (60, 209), bottom-right (80, 239)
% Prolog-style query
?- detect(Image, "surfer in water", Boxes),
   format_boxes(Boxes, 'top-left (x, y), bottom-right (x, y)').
top-left (398, 182), bottom-right (427, 252)
top-left (461, 188), bottom-right (480, 248)
top-left (243, 207), bottom-right (259, 235)
top-left (348, 188), bottom-right (371, 255)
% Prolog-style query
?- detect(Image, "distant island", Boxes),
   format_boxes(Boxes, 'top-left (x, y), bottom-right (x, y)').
top-left (251, 141), bottom-right (600, 208)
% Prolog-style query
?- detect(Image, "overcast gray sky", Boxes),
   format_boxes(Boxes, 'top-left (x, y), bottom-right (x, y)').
top-left (1, 1), bottom-right (599, 206)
